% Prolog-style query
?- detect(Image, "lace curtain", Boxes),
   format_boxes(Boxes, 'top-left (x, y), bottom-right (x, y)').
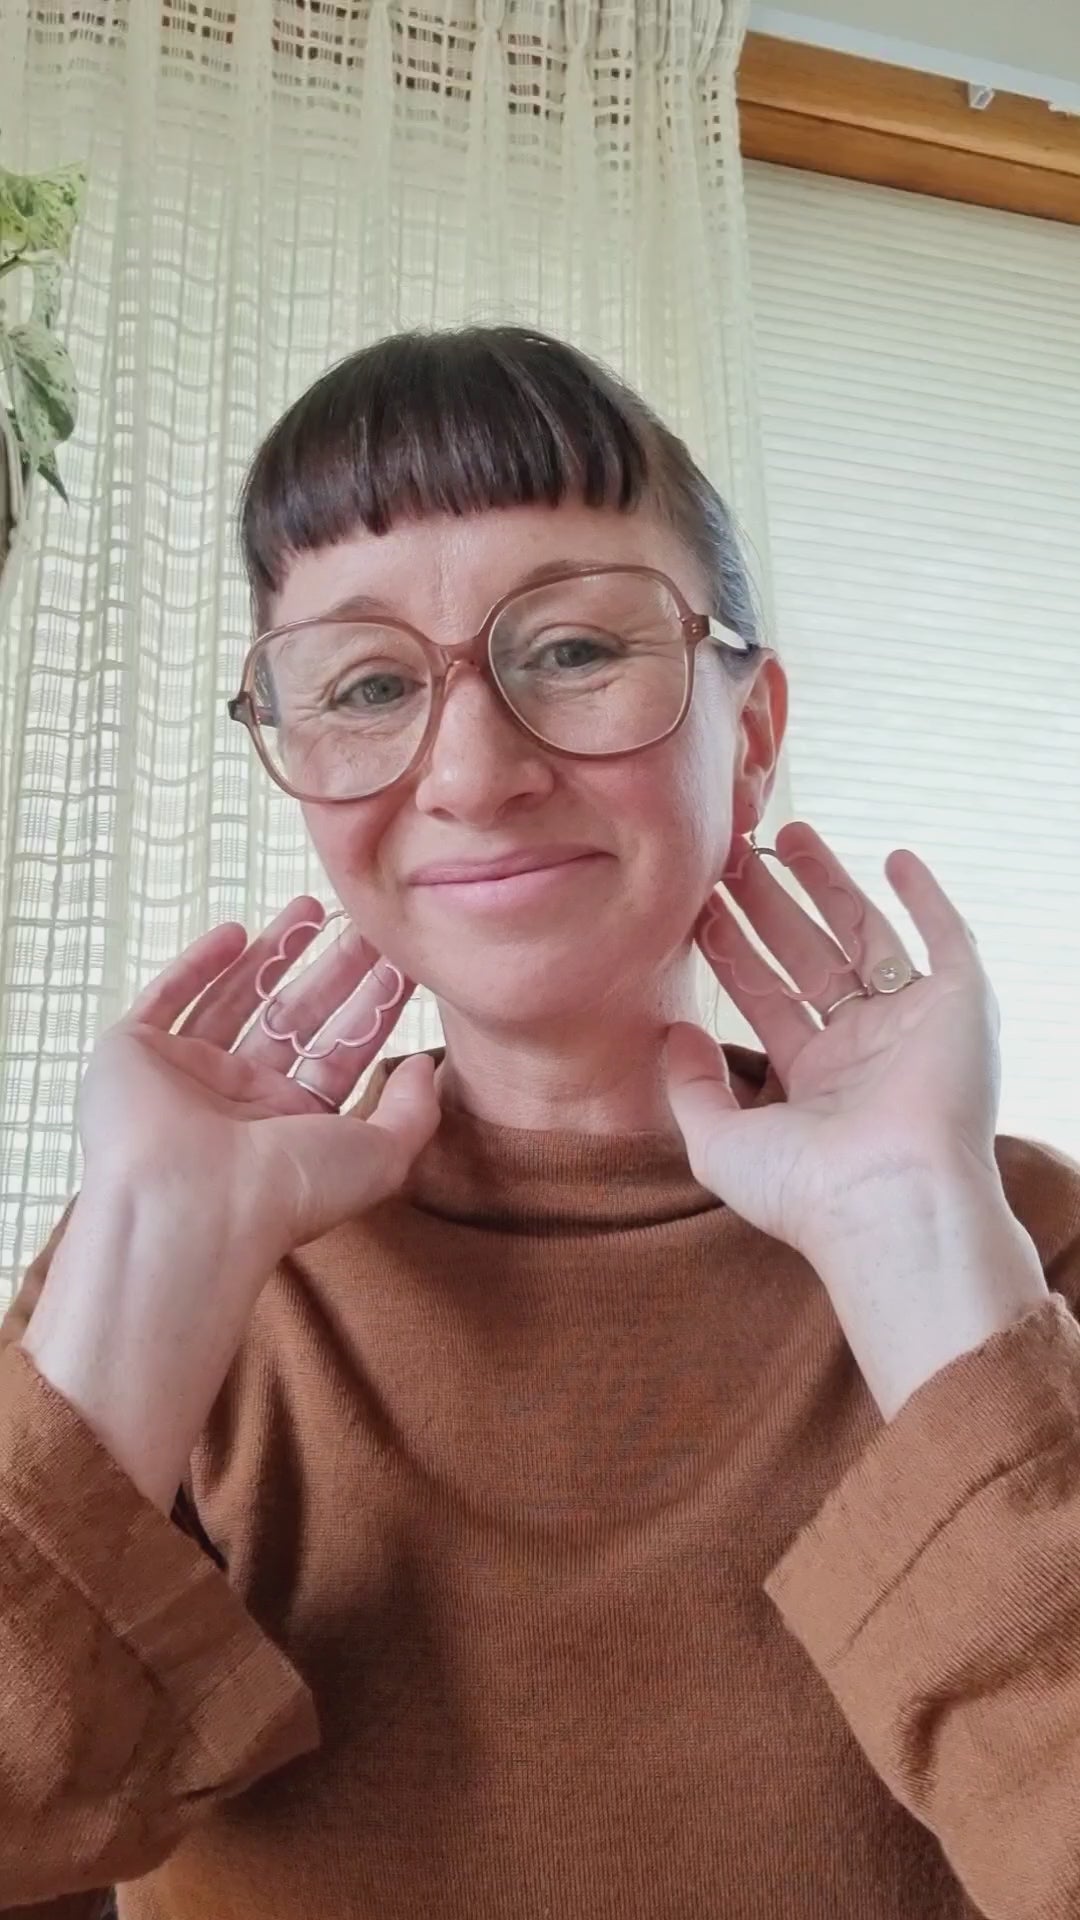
top-left (0, 0), bottom-right (767, 1291)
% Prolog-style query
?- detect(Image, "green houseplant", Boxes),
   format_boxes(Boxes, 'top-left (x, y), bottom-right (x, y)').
top-left (0, 156), bottom-right (86, 595)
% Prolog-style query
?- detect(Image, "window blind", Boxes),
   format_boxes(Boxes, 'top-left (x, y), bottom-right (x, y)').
top-left (745, 162), bottom-right (1080, 1158)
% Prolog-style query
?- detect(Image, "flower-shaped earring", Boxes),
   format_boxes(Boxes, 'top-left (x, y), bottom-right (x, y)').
top-left (702, 826), bottom-right (923, 1008)
top-left (254, 909), bottom-right (406, 1061)
top-left (699, 826), bottom-right (871, 1007)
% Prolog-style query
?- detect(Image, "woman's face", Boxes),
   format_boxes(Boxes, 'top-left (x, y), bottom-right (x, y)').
top-left (270, 502), bottom-right (786, 1028)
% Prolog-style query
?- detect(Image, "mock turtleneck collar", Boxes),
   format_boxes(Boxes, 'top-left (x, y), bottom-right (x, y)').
top-left (358, 1043), bottom-right (785, 1232)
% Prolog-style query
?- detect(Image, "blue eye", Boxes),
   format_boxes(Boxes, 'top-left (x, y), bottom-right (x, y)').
top-left (529, 635), bottom-right (619, 673)
top-left (335, 672), bottom-right (420, 710)
top-left (554, 638), bottom-right (607, 667)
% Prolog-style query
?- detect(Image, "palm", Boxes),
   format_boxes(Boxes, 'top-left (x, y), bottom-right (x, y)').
top-left (90, 1022), bottom-right (337, 1132)
top-left (667, 825), bottom-right (1000, 1262)
top-left (787, 972), bottom-right (995, 1131)
top-left (76, 902), bottom-right (438, 1269)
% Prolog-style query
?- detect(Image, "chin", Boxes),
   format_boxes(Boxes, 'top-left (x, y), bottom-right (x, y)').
top-left (416, 943), bottom-right (628, 1031)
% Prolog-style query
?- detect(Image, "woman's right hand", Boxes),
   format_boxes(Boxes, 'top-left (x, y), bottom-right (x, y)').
top-left (20, 900), bottom-right (438, 1512)
top-left (79, 896), bottom-right (439, 1272)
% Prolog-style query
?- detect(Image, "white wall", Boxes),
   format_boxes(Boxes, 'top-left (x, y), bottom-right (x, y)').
top-left (751, 1), bottom-right (1080, 108)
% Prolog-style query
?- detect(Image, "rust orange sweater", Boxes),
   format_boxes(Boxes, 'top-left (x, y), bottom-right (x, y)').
top-left (3, 1046), bottom-right (1080, 1920)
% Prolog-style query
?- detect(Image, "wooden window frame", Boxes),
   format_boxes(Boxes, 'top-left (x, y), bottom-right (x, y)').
top-left (738, 33), bottom-right (1080, 227)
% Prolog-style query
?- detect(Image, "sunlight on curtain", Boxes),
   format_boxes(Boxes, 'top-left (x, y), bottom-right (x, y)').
top-left (0, 0), bottom-right (763, 1292)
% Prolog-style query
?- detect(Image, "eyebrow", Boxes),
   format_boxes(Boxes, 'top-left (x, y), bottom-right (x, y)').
top-left (318, 559), bottom-right (605, 626)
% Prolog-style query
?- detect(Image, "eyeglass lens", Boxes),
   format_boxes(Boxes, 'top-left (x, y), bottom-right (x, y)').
top-left (253, 572), bottom-right (690, 799)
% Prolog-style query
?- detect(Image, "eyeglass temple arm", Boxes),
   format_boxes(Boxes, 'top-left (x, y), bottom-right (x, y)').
top-left (703, 615), bottom-right (756, 655)
top-left (228, 691), bottom-right (276, 726)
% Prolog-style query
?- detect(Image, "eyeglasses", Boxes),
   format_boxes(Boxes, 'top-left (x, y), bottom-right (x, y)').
top-left (228, 562), bottom-right (754, 804)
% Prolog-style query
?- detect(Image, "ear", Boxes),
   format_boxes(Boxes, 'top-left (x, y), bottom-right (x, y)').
top-left (734, 653), bottom-right (788, 827)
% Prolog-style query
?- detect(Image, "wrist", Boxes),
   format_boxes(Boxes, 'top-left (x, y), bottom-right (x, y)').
top-left (808, 1165), bottom-right (1049, 1421)
top-left (22, 1177), bottom-right (264, 1514)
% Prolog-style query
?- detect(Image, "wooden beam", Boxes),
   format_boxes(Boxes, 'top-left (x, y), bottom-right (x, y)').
top-left (737, 33), bottom-right (1080, 226)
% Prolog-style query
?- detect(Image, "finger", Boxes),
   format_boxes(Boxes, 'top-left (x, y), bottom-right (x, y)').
top-left (290, 961), bottom-right (419, 1112)
top-left (179, 897), bottom-right (326, 1048)
top-left (240, 916), bottom-right (379, 1072)
top-left (697, 894), bottom-right (817, 1086)
top-left (664, 1023), bottom-right (741, 1194)
top-left (774, 823), bottom-right (918, 989)
top-left (883, 848), bottom-right (981, 972)
top-left (723, 839), bottom-right (863, 1013)
top-left (124, 923), bottom-right (249, 1030)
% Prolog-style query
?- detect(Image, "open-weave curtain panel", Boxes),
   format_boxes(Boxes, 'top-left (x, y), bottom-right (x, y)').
top-left (0, 0), bottom-right (763, 1293)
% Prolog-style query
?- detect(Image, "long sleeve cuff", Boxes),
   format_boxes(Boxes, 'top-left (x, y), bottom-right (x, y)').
top-left (764, 1294), bottom-right (1080, 1918)
top-left (0, 1340), bottom-right (319, 1903)
top-left (765, 1294), bottom-right (1080, 1661)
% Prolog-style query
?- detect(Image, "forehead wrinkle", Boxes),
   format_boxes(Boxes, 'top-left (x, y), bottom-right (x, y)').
top-left (271, 502), bottom-right (705, 639)
top-left (319, 556), bottom-right (624, 629)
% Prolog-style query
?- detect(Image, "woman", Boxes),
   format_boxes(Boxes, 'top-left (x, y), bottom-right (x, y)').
top-left (2, 326), bottom-right (1078, 1920)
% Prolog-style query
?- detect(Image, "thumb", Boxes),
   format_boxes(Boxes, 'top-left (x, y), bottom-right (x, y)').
top-left (364, 1051), bottom-right (442, 1181)
top-left (277, 1054), bottom-right (442, 1243)
top-left (664, 1022), bottom-right (742, 1191)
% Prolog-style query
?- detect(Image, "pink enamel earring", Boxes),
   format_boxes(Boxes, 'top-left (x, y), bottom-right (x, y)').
top-left (254, 909), bottom-right (406, 1061)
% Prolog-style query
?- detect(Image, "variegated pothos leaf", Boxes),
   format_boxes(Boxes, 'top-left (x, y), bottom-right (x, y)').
top-left (0, 162), bottom-right (87, 258)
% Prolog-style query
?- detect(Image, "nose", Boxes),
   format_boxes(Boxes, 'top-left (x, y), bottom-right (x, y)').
top-left (411, 660), bottom-right (555, 824)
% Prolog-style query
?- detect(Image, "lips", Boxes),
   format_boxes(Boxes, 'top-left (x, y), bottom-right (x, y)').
top-left (407, 846), bottom-right (601, 886)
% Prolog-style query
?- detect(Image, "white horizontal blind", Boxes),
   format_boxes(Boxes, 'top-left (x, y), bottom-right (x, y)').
top-left (745, 163), bottom-right (1080, 1160)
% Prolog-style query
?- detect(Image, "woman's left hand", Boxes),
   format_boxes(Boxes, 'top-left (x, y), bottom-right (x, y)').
top-left (665, 820), bottom-right (1048, 1417)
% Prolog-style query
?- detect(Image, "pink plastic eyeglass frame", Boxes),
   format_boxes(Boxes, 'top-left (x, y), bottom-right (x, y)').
top-left (227, 562), bottom-right (760, 804)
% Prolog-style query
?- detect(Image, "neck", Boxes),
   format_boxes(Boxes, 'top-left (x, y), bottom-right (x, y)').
top-left (435, 957), bottom-right (720, 1134)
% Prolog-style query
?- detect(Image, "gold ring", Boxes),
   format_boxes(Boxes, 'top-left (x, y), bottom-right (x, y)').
top-left (820, 987), bottom-right (872, 1023)
top-left (869, 957), bottom-right (923, 995)
top-left (295, 1079), bottom-right (340, 1111)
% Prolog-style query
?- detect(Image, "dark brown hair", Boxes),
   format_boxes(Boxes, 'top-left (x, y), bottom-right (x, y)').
top-left (238, 325), bottom-right (762, 663)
